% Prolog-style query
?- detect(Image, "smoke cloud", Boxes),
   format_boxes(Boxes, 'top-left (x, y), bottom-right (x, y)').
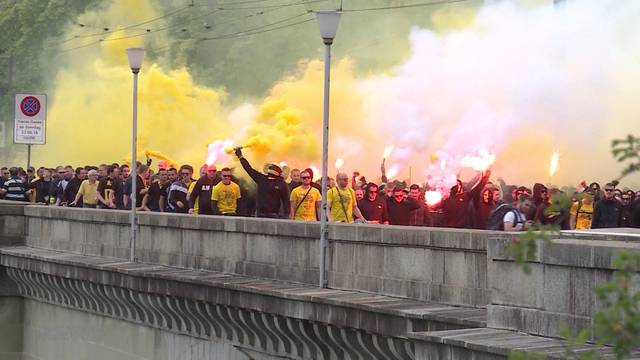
top-left (29, 0), bottom-right (640, 190)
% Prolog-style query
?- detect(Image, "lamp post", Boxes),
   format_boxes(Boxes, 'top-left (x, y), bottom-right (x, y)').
top-left (126, 47), bottom-right (144, 262)
top-left (315, 11), bottom-right (341, 288)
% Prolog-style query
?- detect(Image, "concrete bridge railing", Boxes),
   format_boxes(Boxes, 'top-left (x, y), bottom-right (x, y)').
top-left (1, 201), bottom-right (506, 308)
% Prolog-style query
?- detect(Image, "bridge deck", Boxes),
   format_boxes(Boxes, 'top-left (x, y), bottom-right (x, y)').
top-left (0, 246), bottom-right (486, 333)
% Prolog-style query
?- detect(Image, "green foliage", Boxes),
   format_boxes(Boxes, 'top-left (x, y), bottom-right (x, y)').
top-left (509, 351), bottom-right (545, 360)
top-left (611, 135), bottom-right (640, 179)
top-left (508, 251), bottom-right (640, 360)
top-left (592, 251), bottom-right (640, 359)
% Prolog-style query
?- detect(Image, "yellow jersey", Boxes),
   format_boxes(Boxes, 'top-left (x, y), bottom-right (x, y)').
top-left (211, 181), bottom-right (241, 214)
top-left (328, 187), bottom-right (355, 223)
top-left (290, 186), bottom-right (321, 221)
top-left (570, 200), bottom-right (594, 229)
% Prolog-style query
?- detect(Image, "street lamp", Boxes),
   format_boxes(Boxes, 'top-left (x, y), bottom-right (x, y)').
top-left (315, 11), bottom-right (341, 288)
top-left (126, 47), bottom-right (144, 262)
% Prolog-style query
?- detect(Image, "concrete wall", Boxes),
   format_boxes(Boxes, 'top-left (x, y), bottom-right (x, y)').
top-left (0, 201), bottom-right (26, 246)
top-left (16, 205), bottom-right (503, 308)
top-left (487, 236), bottom-right (640, 338)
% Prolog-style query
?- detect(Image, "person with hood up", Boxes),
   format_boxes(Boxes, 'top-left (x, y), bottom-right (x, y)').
top-left (532, 183), bottom-right (549, 223)
top-left (474, 186), bottom-right (496, 229)
top-left (443, 170), bottom-right (489, 228)
top-left (235, 147), bottom-right (290, 218)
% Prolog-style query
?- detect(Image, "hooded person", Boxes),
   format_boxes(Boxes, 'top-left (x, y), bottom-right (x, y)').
top-left (474, 187), bottom-right (495, 230)
top-left (443, 171), bottom-right (489, 228)
top-left (235, 148), bottom-right (290, 218)
top-left (532, 183), bottom-right (549, 223)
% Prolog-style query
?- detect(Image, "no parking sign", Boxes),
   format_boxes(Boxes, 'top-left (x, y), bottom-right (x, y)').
top-left (14, 93), bottom-right (46, 144)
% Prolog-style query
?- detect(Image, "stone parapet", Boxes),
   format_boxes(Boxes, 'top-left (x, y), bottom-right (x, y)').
top-left (0, 201), bottom-right (27, 246)
top-left (487, 235), bottom-right (640, 338)
top-left (21, 205), bottom-right (501, 308)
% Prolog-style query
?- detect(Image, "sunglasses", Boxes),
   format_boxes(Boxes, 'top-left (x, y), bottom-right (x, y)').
top-left (622, 197), bottom-right (630, 201)
top-left (369, 190), bottom-right (378, 194)
top-left (394, 194), bottom-right (404, 198)
top-left (207, 170), bottom-right (216, 173)
top-left (604, 189), bottom-right (614, 192)
top-left (301, 176), bottom-right (311, 179)
top-left (223, 175), bottom-right (232, 178)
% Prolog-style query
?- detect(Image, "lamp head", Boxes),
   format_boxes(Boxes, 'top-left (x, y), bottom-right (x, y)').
top-left (126, 47), bottom-right (145, 73)
top-left (315, 11), bottom-right (341, 45)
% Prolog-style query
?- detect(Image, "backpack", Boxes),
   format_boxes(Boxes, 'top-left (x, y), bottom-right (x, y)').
top-left (486, 204), bottom-right (519, 230)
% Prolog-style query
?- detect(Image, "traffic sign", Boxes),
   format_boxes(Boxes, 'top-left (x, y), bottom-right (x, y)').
top-left (14, 93), bottom-right (46, 144)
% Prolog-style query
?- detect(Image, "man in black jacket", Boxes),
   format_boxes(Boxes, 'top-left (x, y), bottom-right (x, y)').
top-left (188, 164), bottom-right (220, 215)
top-left (592, 182), bottom-right (622, 228)
top-left (358, 182), bottom-right (389, 224)
top-left (235, 147), bottom-right (290, 218)
top-left (387, 186), bottom-right (422, 226)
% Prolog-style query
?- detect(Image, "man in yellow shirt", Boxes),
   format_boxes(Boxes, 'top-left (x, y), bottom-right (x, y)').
top-left (327, 172), bottom-right (365, 223)
top-left (70, 169), bottom-right (99, 208)
top-left (211, 168), bottom-right (241, 215)
top-left (570, 192), bottom-right (594, 229)
top-left (290, 170), bottom-right (321, 221)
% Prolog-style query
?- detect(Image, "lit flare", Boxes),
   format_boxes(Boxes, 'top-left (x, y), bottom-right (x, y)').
top-left (549, 150), bottom-right (560, 178)
top-left (383, 145), bottom-right (394, 159)
top-left (335, 158), bottom-right (344, 170)
top-left (425, 190), bottom-right (443, 206)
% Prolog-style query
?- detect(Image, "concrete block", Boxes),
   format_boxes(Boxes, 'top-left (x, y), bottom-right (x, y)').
top-left (354, 275), bottom-right (382, 293)
top-left (383, 247), bottom-right (430, 281)
top-left (245, 234), bottom-right (278, 264)
top-left (275, 221), bottom-right (309, 238)
top-left (152, 228), bottom-right (182, 254)
top-left (487, 237), bottom-right (517, 261)
top-left (489, 261), bottom-right (544, 309)
top-left (592, 246), bottom-right (617, 269)
top-left (244, 218), bottom-right (279, 235)
top-left (359, 225), bottom-right (384, 243)
top-left (222, 216), bottom-right (245, 232)
top-left (330, 243), bottom-right (355, 274)
top-left (274, 238), bottom-right (306, 267)
top-left (354, 244), bottom-right (384, 277)
top-left (381, 278), bottom-right (424, 300)
top-left (382, 227), bottom-right (427, 246)
top-left (181, 229), bottom-right (203, 256)
top-left (569, 267), bottom-right (595, 317)
top-left (541, 242), bottom-right (593, 268)
top-left (430, 250), bottom-right (445, 284)
top-left (542, 265), bottom-right (571, 314)
top-left (50, 219), bottom-right (70, 243)
top-left (328, 223), bottom-right (358, 241)
top-left (327, 271), bottom-right (354, 289)
top-left (443, 251), bottom-right (467, 286)
top-left (429, 229), bottom-right (472, 249)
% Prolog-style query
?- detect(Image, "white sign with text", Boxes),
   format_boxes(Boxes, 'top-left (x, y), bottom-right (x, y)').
top-left (14, 93), bottom-right (47, 144)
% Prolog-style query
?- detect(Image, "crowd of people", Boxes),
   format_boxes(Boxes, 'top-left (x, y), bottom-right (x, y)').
top-left (2, 147), bottom-right (640, 231)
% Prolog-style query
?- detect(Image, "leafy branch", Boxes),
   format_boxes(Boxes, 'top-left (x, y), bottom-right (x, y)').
top-left (612, 135), bottom-right (640, 180)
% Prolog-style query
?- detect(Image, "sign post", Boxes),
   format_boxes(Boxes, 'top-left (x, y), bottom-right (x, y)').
top-left (14, 94), bottom-right (47, 171)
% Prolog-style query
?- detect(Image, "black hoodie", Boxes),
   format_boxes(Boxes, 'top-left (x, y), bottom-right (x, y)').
top-left (239, 158), bottom-right (290, 218)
